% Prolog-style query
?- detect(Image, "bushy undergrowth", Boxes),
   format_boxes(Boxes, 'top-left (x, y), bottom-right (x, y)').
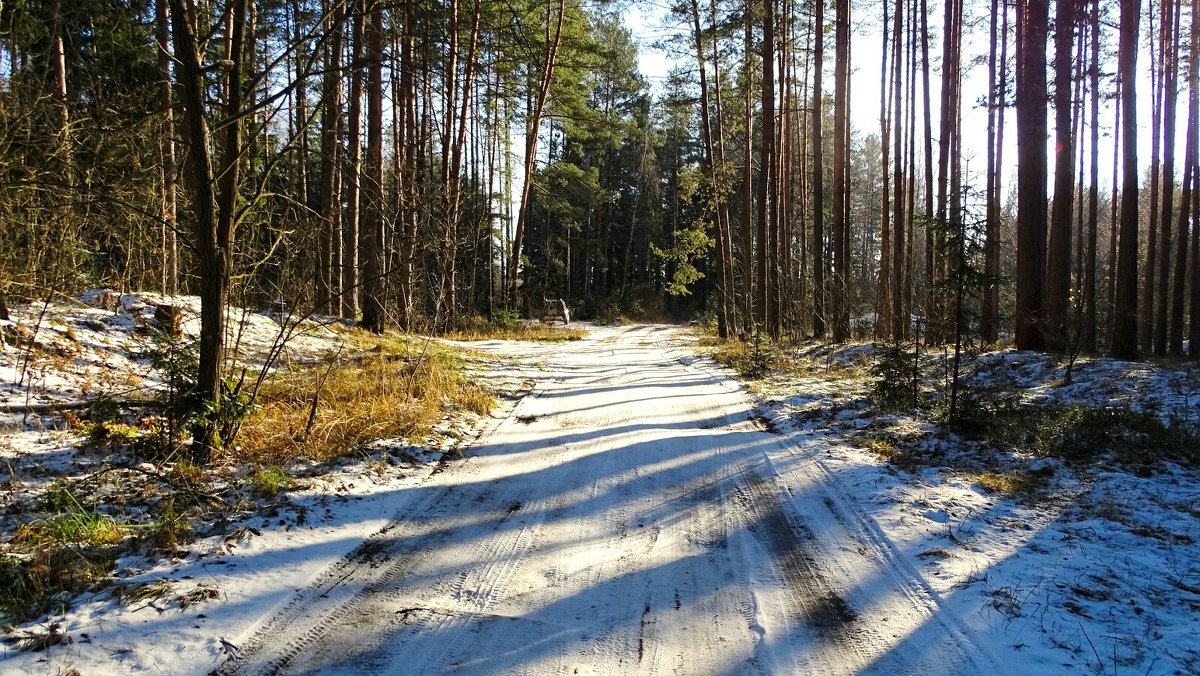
top-left (870, 344), bottom-right (918, 411)
top-left (951, 391), bottom-right (1196, 468)
top-left (1035, 405), bottom-right (1194, 465)
top-left (118, 331), bottom-right (258, 461)
top-left (702, 330), bottom-right (783, 379)
top-left (578, 290), bottom-right (662, 325)
top-left (0, 325), bottom-right (502, 628)
top-left (861, 347), bottom-right (1199, 482)
top-left (592, 302), bottom-right (631, 326)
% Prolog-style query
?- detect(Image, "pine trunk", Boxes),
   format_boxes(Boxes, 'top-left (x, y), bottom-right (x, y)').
top-left (360, 0), bottom-right (385, 333)
top-left (810, 0), bottom-right (825, 338)
top-left (1015, 0), bottom-right (1049, 351)
top-left (1112, 0), bottom-right (1141, 359)
top-left (1046, 0), bottom-right (1076, 351)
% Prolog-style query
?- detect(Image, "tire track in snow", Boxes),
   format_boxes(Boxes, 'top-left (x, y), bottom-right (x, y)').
top-left (213, 324), bottom-right (1003, 675)
top-left (672, 340), bottom-right (1007, 674)
top-left (212, 379), bottom-right (551, 675)
top-left (730, 467), bottom-right (888, 672)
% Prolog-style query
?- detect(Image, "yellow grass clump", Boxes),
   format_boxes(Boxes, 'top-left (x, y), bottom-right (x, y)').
top-left (235, 333), bottom-right (495, 465)
top-left (970, 470), bottom-right (1051, 500)
top-left (443, 318), bottom-right (588, 343)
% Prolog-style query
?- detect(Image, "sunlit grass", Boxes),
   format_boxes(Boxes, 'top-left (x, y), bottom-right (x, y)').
top-left (2, 488), bottom-right (126, 623)
top-left (13, 508), bottom-right (124, 549)
top-left (968, 469), bottom-right (1054, 502)
top-left (443, 321), bottom-right (588, 343)
top-left (693, 328), bottom-right (810, 378)
top-left (0, 544), bottom-right (118, 624)
top-left (236, 331), bottom-right (495, 465)
top-left (249, 466), bottom-right (292, 498)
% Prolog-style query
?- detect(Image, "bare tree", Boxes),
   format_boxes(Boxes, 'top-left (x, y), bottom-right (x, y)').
top-left (508, 0), bottom-right (566, 297)
top-left (156, 0), bottom-right (178, 296)
top-left (168, 0), bottom-right (252, 455)
top-left (811, 0), bottom-right (826, 338)
top-left (319, 0), bottom-right (345, 316)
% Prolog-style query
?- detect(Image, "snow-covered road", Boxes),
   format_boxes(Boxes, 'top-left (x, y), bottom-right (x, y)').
top-left (218, 324), bottom-right (1001, 675)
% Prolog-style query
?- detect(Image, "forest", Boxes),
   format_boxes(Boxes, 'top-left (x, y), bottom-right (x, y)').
top-left (6, 1), bottom-right (1200, 670)
top-left (2, 0), bottom-right (1199, 451)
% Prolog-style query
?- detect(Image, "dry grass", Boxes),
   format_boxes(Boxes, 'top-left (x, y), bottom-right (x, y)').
top-left (0, 478), bottom-right (202, 624)
top-left (700, 334), bottom-right (747, 364)
top-left (0, 325), bottom-right (506, 628)
top-left (443, 323), bottom-right (588, 343)
top-left (235, 332), bottom-right (495, 464)
top-left (859, 435), bottom-right (900, 460)
top-left (851, 423), bottom-right (931, 473)
top-left (697, 332), bottom-right (784, 377)
top-left (1, 502), bottom-right (125, 623)
top-left (800, 357), bottom-right (873, 381)
top-left (970, 469), bottom-right (1053, 500)
top-left (696, 330), bottom-right (840, 379)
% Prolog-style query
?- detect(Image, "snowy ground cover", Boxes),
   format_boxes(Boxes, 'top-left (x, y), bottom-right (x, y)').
top-left (693, 336), bottom-right (1200, 674)
top-left (0, 292), bottom-right (536, 673)
top-left (1, 292), bottom-right (341, 417)
top-left (0, 302), bottom-right (1197, 674)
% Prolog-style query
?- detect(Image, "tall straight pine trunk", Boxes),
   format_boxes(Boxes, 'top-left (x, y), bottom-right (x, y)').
top-left (1015, 0), bottom-right (1049, 350)
top-left (1112, 0), bottom-right (1141, 359)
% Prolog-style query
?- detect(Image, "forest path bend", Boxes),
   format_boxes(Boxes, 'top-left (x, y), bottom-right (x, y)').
top-left (215, 324), bottom-right (1001, 675)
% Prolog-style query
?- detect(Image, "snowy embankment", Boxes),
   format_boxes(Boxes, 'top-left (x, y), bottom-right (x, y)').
top-left (707, 338), bottom-right (1200, 674)
top-left (0, 292), bottom-right (532, 674)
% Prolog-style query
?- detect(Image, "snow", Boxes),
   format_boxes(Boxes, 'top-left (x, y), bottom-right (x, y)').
top-left (1, 291), bottom-right (339, 424)
top-left (742, 341), bottom-right (1200, 674)
top-left (2, 301), bottom-right (1199, 674)
top-left (0, 293), bottom-right (530, 673)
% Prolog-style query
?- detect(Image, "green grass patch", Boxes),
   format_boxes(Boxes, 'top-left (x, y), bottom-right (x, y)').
top-left (83, 421), bottom-right (140, 448)
top-left (250, 466), bottom-right (291, 499)
top-left (1, 489), bottom-right (127, 623)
